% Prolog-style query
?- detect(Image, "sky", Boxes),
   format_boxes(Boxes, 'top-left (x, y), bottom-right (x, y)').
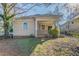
top-left (16, 3), bottom-right (79, 25)
top-left (0, 3), bottom-right (79, 25)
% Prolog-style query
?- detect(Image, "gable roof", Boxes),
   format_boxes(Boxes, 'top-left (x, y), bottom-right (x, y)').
top-left (60, 15), bottom-right (79, 27)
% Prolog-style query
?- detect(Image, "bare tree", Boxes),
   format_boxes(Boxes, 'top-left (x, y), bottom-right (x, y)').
top-left (0, 3), bottom-right (39, 38)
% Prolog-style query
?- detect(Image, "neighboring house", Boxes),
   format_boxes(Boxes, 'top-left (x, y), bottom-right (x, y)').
top-left (60, 15), bottom-right (79, 33)
top-left (13, 15), bottom-right (60, 37)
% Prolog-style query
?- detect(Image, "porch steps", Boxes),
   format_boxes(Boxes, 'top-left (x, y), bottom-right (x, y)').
top-left (37, 34), bottom-right (48, 37)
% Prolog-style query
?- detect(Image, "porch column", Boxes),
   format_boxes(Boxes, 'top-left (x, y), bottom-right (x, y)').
top-left (35, 20), bottom-right (38, 37)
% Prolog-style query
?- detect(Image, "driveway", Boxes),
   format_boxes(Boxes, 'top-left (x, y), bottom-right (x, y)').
top-left (0, 39), bottom-right (19, 56)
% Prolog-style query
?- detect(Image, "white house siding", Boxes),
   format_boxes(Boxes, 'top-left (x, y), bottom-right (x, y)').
top-left (69, 20), bottom-right (79, 32)
top-left (13, 18), bottom-right (35, 36)
top-left (60, 18), bottom-right (79, 33)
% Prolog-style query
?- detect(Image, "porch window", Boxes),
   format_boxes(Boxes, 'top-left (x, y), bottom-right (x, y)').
top-left (23, 22), bottom-right (28, 30)
top-left (42, 25), bottom-right (45, 30)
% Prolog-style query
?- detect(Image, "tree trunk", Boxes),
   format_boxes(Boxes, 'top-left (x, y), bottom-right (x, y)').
top-left (4, 22), bottom-right (9, 39)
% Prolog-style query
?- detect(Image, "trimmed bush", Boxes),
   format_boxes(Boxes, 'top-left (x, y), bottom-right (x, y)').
top-left (9, 28), bottom-right (13, 32)
top-left (48, 28), bottom-right (59, 38)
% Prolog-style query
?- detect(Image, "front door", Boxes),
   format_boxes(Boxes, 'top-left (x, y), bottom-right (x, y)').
top-left (41, 24), bottom-right (45, 31)
top-left (39, 24), bottom-right (46, 34)
top-left (40, 25), bottom-right (52, 35)
top-left (38, 23), bottom-right (46, 35)
top-left (37, 21), bottom-right (53, 37)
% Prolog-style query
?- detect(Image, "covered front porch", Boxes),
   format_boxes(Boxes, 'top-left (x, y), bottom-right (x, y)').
top-left (34, 16), bottom-right (60, 37)
top-left (35, 19), bottom-right (58, 37)
top-left (37, 21), bottom-right (54, 37)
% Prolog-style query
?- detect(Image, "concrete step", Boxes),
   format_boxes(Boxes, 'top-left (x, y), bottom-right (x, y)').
top-left (37, 34), bottom-right (48, 37)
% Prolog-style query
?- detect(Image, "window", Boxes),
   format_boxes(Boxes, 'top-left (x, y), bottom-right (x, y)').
top-left (23, 22), bottom-right (28, 30)
top-left (42, 25), bottom-right (45, 30)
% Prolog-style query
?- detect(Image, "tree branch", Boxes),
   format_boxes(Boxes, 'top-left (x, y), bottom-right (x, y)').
top-left (7, 3), bottom-right (17, 14)
top-left (15, 4), bottom-right (36, 15)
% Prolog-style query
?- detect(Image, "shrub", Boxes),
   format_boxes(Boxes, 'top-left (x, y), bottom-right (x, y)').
top-left (9, 28), bottom-right (13, 32)
top-left (68, 31), bottom-right (79, 38)
top-left (48, 28), bottom-right (59, 38)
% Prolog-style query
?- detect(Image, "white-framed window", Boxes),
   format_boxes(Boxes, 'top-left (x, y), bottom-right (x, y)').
top-left (42, 25), bottom-right (45, 30)
top-left (23, 22), bottom-right (28, 30)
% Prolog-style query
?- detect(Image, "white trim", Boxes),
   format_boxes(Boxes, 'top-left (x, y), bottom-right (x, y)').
top-left (35, 20), bottom-right (37, 37)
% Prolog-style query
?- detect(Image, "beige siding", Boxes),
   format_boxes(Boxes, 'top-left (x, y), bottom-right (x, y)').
top-left (13, 16), bottom-right (59, 37)
top-left (61, 18), bottom-right (79, 33)
top-left (13, 19), bottom-right (35, 36)
top-left (69, 20), bottom-right (79, 32)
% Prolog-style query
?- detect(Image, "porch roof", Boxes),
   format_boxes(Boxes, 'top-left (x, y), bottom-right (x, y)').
top-left (15, 14), bottom-right (61, 20)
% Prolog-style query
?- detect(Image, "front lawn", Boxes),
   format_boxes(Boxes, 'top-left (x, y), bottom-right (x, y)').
top-left (15, 38), bottom-right (46, 55)
top-left (15, 37), bottom-right (79, 56)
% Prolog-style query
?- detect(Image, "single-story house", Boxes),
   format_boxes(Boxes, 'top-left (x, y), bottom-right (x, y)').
top-left (13, 15), bottom-right (60, 37)
top-left (60, 15), bottom-right (79, 33)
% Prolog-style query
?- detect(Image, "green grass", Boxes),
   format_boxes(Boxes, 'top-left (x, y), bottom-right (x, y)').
top-left (69, 32), bottom-right (79, 38)
top-left (16, 38), bottom-right (46, 55)
top-left (15, 37), bottom-right (79, 56)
